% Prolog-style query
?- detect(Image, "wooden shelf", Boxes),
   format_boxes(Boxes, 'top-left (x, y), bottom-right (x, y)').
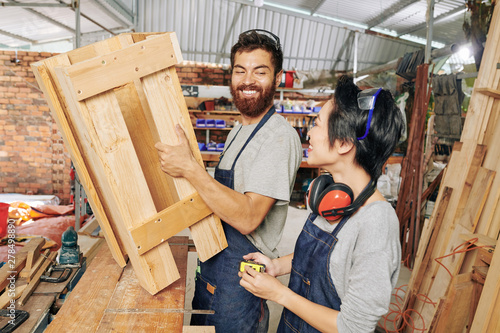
top-left (201, 152), bottom-right (316, 169)
top-left (194, 127), bottom-right (233, 131)
top-left (189, 109), bottom-right (239, 115)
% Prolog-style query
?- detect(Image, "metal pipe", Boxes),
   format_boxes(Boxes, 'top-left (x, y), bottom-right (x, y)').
top-left (353, 31), bottom-right (359, 78)
top-left (424, 0), bottom-right (435, 64)
top-left (73, 0), bottom-right (81, 49)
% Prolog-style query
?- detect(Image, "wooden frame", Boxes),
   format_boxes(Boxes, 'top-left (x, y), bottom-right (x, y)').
top-left (31, 32), bottom-right (227, 295)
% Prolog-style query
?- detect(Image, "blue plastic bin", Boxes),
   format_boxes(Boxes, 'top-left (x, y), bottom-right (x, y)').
top-left (206, 119), bottom-right (215, 128)
top-left (215, 120), bottom-right (226, 128)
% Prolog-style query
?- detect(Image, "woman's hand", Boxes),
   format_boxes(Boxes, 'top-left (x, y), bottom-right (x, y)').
top-left (242, 252), bottom-right (278, 277)
top-left (238, 265), bottom-right (287, 303)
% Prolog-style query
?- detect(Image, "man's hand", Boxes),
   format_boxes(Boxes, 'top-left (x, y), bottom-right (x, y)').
top-left (155, 124), bottom-right (197, 178)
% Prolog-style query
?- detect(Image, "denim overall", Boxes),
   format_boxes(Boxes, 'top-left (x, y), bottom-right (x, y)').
top-left (278, 213), bottom-right (350, 332)
top-left (191, 107), bottom-right (275, 332)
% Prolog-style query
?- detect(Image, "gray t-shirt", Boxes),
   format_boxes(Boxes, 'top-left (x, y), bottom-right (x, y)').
top-left (218, 113), bottom-right (302, 258)
top-left (312, 201), bottom-right (401, 333)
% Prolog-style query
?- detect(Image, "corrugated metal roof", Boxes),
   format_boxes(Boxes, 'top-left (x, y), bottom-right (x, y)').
top-left (0, 0), bottom-right (475, 72)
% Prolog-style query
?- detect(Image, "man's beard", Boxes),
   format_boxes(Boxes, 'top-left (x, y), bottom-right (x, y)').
top-left (230, 82), bottom-right (277, 118)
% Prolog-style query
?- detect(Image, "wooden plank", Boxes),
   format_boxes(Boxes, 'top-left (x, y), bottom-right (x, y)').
top-left (476, 99), bottom-right (500, 237)
top-left (45, 243), bottom-right (124, 332)
top-left (54, 63), bottom-right (180, 294)
top-left (0, 278), bottom-right (27, 309)
top-left (66, 33), bottom-right (182, 101)
top-left (114, 81), bottom-right (179, 210)
top-left (77, 215), bottom-right (99, 236)
top-left (459, 233), bottom-right (496, 248)
top-left (400, 187), bottom-right (453, 332)
top-left (141, 66), bottom-right (227, 262)
top-left (130, 192), bottom-right (212, 255)
top-left (407, 187), bottom-right (453, 294)
top-left (458, 167), bottom-right (496, 231)
top-left (20, 249), bottom-right (49, 282)
top-left (78, 234), bottom-right (104, 265)
top-left (18, 251), bottom-right (58, 306)
top-left (470, 235), bottom-right (500, 332)
top-left (431, 273), bottom-right (475, 333)
top-left (96, 236), bottom-right (189, 332)
top-left (418, 143), bottom-right (484, 297)
top-left (454, 144), bottom-right (487, 220)
top-left (413, 166), bottom-right (495, 327)
top-left (25, 240), bottom-right (44, 274)
top-left (0, 237), bottom-right (45, 291)
top-left (31, 60), bottom-right (127, 268)
top-left (10, 295), bottom-right (55, 333)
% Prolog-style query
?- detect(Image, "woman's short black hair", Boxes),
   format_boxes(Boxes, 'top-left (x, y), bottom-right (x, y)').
top-left (328, 75), bottom-right (404, 180)
top-left (230, 30), bottom-right (283, 78)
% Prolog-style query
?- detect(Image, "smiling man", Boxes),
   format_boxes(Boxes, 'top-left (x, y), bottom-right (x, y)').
top-left (155, 29), bottom-right (302, 332)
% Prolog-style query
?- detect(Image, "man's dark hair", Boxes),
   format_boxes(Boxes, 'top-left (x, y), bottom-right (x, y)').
top-left (328, 75), bottom-right (404, 180)
top-left (230, 30), bottom-right (283, 77)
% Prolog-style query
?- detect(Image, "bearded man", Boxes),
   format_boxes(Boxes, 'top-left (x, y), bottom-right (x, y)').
top-left (155, 29), bottom-right (302, 332)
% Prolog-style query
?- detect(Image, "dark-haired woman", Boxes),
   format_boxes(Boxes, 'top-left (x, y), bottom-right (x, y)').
top-left (239, 76), bottom-right (405, 333)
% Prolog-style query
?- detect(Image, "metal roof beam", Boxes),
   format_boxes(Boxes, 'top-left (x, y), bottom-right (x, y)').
top-left (90, 0), bottom-right (131, 27)
top-left (5, 0), bottom-right (75, 34)
top-left (227, 0), bottom-right (421, 48)
top-left (100, 0), bottom-right (134, 24)
top-left (310, 0), bottom-right (327, 15)
top-left (0, 29), bottom-right (36, 43)
top-left (216, 3), bottom-right (244, 64)
top-left (0, 2), bottom-right (69, 7)
top-left (366, 0), bottom-right (419, 29)
top-left (397, 6), bottom-right (465, 36)
top-left (332, 31), bottom-right (355, 71)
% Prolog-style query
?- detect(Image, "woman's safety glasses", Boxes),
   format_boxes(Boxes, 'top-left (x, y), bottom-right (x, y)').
top-left (357, 87), bottom-right (382, 140)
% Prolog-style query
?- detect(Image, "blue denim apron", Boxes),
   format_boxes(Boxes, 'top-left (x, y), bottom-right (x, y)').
top-left (277, 213), bottom-right (350, 332)
top-left (191, 106), bottom-right (275, 332)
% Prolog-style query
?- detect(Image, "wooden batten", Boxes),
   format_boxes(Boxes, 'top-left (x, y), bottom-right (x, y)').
top-left (66, 34), bottom-right (182, 101)
top-left (31, 32), bottom-right (227, 294)
top-left (140, 66), bottom-right (227, 261)
top-left (131, 193), bottom-right (212, 255)
top-left (31, 57), bottom-right (127, 268)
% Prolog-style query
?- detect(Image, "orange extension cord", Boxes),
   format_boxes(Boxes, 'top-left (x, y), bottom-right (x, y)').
top-left (381, 238), bottom-right (494, 332)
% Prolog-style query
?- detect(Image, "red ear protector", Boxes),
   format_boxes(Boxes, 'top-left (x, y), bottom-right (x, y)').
top-left (307, 174), bottom-right (377, 221)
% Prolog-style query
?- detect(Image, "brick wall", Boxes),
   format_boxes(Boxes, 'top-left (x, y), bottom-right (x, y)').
top-left (0, 50), bottom-right (72, 203)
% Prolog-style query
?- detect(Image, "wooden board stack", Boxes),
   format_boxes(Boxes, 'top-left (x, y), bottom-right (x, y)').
top-left (399, 4), bottom-right (500, 332)
top-left (31, 32), bottom-right (227, 295)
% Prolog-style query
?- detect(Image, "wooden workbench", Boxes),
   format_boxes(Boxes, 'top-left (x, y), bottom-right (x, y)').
top-left (45, 236), bottom-right (192, 332)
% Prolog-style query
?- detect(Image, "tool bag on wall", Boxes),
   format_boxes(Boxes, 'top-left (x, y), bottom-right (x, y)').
top-left (432, 74), bottom-right (464, 138)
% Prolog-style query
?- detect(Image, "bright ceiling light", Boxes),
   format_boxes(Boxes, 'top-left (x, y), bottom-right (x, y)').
top-left (458, 46), bottom-right (471, 61)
